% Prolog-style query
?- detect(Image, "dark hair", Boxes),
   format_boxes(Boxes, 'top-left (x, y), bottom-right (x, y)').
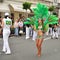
top-left (54, 23), bottom-right (57, 26)
top-left (4, 15), bottom-right (9, 19)
top-left (26, 24), bottom-right (30, 27)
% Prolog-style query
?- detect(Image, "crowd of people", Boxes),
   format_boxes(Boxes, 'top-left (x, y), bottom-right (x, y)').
top-left (46, 24), bottom-right (60, 39)
top-left (0, 12), bottom-right (60, 57)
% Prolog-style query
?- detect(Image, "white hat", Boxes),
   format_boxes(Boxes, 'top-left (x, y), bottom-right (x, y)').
top-left (5, 13), bottom-right (9, 16)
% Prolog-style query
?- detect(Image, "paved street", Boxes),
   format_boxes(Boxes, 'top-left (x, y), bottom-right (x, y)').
top-left (0, 35), bottom-right (60, 60)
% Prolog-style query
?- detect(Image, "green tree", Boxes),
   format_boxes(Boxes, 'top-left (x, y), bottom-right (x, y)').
top-left (23, 2), bottom-right (32, 12)
top-left (49, 6), bottom-right (55, 12)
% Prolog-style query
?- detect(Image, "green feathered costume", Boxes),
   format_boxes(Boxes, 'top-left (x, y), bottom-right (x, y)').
top-left (24, 3), bottom-right (58, 32)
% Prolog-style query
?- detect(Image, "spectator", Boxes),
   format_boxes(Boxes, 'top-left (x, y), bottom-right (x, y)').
top-left (18, 19), bottom-right (23, 36)
top-left (14, 19), bottom-right (19, 36)
top-left (25, 24), bottom-right (30, 39)
top-left (52, 24), bottom-right (58, 39)
top-left (0, 16), bottom-right (2, 35)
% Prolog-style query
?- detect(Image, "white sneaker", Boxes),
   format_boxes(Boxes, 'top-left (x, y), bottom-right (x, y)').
top-left (26, 37), bottom-right (30, 39)
top-left (2, 50), bottom-right (6, 53)
top-left (5, 52), bottom-right (11, 55)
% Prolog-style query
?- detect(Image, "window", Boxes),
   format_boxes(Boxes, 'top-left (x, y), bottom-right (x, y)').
top-left (53, 0), bottom-right (58, 6)
top-left (0, 0), bottom-right (3, 2)
top-left (54, 0), bottom-right (57, 3)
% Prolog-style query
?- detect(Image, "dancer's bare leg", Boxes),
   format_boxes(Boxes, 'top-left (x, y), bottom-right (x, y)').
top-left (38, 39), bottom-right (43, 56)
top-left (36, 39), bottom-right (39, 55)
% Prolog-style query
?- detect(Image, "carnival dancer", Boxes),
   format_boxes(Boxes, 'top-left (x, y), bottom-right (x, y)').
top-left (34, 20), bottom-right (43, 56)
top-left (1, 13), bottom-right (12, 54)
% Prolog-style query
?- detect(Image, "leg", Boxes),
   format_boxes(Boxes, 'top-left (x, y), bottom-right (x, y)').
top-left (2, 40), bottom-right (6, 52)
top-left (36, 39), bottom-right (39, 55)
top-left (2, 33), bottom-right (6, 52)
top-left (32, 31), bottom-right (37, 41)
top-left (38, 39), bottom-right (43, 56)
top-left (26, 27), bottom-right (30, 39)
top-left (55, 32), bottom-right (58, 39)
top-left (5, 31), bottom-right (11, 54)
top-left (38, 39), bottom-right (41, 56)
top-left (52, 31), bottom-right (55, 38)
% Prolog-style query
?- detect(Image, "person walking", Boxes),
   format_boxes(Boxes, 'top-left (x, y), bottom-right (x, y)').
top-left (1, 13), bottom-right (12, 54)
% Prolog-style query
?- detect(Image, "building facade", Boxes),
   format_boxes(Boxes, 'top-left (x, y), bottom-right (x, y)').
top-left (0, 0), bottom-right (60, 21)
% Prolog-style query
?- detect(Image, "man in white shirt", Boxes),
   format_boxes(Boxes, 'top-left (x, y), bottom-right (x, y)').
top-left (1, 13), bottom-right (12, 54)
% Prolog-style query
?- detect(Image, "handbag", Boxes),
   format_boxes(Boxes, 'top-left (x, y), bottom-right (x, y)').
top-left (19, 30), bottom-right (23, 34)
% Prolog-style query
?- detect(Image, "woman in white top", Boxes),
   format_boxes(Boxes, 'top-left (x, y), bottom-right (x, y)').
top-left (1, 13), bottom-right (12, 54)
top-left (18, 20), bottom-right (23, 35)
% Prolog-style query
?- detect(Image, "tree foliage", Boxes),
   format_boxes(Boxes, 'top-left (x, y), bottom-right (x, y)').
top-left (49, 6), bottom-right (55, 12)
top-left (23, 2), bottom-right (32, 11)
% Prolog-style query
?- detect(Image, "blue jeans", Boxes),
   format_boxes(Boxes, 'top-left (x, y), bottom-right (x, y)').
top-left (15, 27), bottom-right (18, 36)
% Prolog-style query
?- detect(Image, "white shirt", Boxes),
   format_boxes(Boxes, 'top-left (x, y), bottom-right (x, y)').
top-left (18, 21), bottom-right (23, 28)
top-left (3, 17), bottom-right (12, 31)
